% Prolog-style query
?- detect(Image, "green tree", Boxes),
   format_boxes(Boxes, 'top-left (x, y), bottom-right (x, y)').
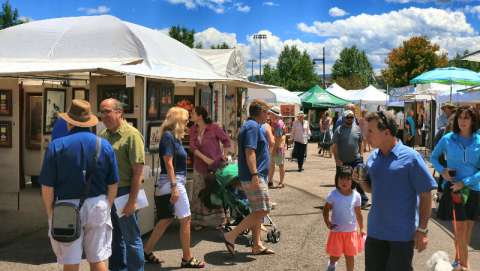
top-left (449, 50), bottom-right (480, 72)
top-left (0, 0), bottom-right (23, 29)
top-left (331, 46), bottom-right (374, 89)
top-left (194, 42), bottom-right (203, 49)
top-left (168, 25), bottom-right (195, 48)
top-left (264, 45), bottom-right (318, 91)
top-left (382, 36), bottom-right (448, 87)
top-left (210, 42), bottom-right (230, 49)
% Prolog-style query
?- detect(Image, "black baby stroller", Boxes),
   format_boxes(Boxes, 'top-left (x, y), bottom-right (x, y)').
top-left (318, 130), bottom-right (333, 157)
top-left (199, 163), bottom-right (281, 243)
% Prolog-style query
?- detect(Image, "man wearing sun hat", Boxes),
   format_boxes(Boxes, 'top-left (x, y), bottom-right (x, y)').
top-left (39, 99), bottom-right (119, 271)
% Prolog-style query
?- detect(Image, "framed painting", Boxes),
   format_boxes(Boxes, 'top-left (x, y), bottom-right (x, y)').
top-left (146, 82), bottom-right (160, 120)
top-left (73, 88), bottom-right (89, 101)
top-left (26, 93), bottom-right (42, 149)
top-left (0, 121), bottom-right (12, 148)
top-left (125, 117), bottom-right (138, 129)
top-left (97, 85), bottom-right (134, 113)
top-left (43, 88), bottom-right (66, 135)
top-left (174, 95), bottom-right (195, 114)
top-left (147, 122), bottom-right (162, 152)
top-left (0, 89), bottom-right (12, 116)
top-left (200, 88), bottom-right (212, 117)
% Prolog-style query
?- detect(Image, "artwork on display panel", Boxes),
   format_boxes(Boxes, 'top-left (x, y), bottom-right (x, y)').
top-left (147, 122), bottom-right (162, 152)
top-left (174, 95), bottom-right (195, 113)
top-left (43, 88), bottom-right (66, 135)
top-left (200, 88), bottom-right (212, 116)
top-left (73, 88), bottom-right (89, 101)
top-left (0, 89), bottom-right (12, 116)
top-left (26, 93), bottom-right (42, 149)
top-left (147, 81), bottom-right (174, 120)
top-left (97, 85), bottom-right (134, 114)
top-left (0, 121), bottom-right (12, 148)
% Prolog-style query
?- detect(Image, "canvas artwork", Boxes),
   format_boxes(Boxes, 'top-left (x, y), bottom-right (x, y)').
top-left (148, 123), bottom-right (162, 151)
top-left (174, 95), bottom-right (194, 113)
top-left (26, 93), bottom-right (42, 149)
top-left (73, 88), bottom-right (89, 101)
top-left (97, 85), bottom-right (134, 113)
top-left (147, 85), bottom-right (160, 120)
top-left (0, 89), bottom-right (12, 116)
top-left (0, 121), bottom-right (12, 148)
top-left (200, 88), bottom-right (212, 116)
top-left (43, 89), bottom-right (65, 134)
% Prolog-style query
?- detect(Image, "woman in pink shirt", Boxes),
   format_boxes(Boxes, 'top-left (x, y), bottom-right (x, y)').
top-left (189, 106), bottom-right (231, 229)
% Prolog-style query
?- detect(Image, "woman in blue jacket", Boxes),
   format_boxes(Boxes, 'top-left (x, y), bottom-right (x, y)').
top-left (431, 106), bottom-right (480, 270)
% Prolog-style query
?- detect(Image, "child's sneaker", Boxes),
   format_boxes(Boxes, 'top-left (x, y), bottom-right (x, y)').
top-left (326, 261), bottom-right (336, 271)
top-left (452, 260), bottom-right (460, 268)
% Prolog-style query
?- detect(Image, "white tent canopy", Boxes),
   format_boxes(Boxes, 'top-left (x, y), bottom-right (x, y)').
top-left (194, 49), bottom-right (246, 79)
top-left (247, 85), bottom-right (301, 106)
top-left (0, 15), bottom-right (243, 83)
top-left (325, 83), bottom-right (352, 101)
top-left (349, 85), bottom-right (389, 105)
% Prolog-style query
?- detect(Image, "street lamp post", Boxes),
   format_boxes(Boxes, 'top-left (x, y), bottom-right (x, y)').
top-left (253, 33), bottom-right (267, 82)
top-left (312, 47), bottom-right (326, 88)
top-left (248, 59), bottom-right (257, 80)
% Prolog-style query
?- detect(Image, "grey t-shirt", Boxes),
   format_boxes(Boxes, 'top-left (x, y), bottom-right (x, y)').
top-left (333, 124), bottom-right (362, 163)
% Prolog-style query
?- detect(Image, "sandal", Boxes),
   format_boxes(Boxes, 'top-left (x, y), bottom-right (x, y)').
top-left (252, 247), bottom-right (275, 255)
top-left (222, 233), bottom-right (235, 255)
top-left (277, 183), bottom-right (285, 189)
top-left (181, 257), bottom-right (205, 268)
top-left (144, 251), bottom-right (164, 264)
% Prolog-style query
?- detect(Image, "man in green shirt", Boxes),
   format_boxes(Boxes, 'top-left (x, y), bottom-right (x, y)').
top-left (99, 98), bottom-right (145, 271)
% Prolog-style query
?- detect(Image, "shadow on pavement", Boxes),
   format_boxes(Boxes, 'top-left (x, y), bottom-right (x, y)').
top-left (203, 251), bottom-right (255, 266)
top-left (0, 228), bottom-right (57, 265)
top-left (431, 209), bottom-right (480, 250)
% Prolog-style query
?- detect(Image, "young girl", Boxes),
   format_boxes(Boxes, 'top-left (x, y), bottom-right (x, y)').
top-left (323, 166), bottom-right (365, 271)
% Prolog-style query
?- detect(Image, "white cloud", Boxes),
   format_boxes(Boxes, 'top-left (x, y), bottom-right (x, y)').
top-left (166, 0), bottom-right (228, 14)
top-left (463, 5), bottom-right (480, 18)
top-left (386, 0), bottom-right (478, 3)
top-left (194, 27), bottom-right (238, 48)
top-left (263, 1), bottom-right (279, 6)
top-left (234, 3), bottom-right (251, 12)
top-left (77, 5), bottom-right (110, 15)
top-left (297, 7), bottom-right (480, 69)
top-left (329, 7), bottom-right (348, 17)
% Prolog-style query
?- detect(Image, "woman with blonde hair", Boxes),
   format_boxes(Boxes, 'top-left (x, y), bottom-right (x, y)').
top-left (143, 107), bottom-right (205, 268)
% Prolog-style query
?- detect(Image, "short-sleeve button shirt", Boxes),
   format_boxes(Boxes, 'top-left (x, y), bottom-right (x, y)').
top-left (39, 128), bottom-right (119, 200)
top-left (238, 119), bottom-right (270, 181)
top-left (100, 121), bottom-right (145, 187)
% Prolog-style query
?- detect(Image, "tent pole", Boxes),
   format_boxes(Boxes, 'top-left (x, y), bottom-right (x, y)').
top-left (450, 83), bottom-right (452, 102)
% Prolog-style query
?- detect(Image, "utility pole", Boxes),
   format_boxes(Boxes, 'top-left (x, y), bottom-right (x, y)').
top-left (248, 59), bottom-right (256, 80)
top-left (312, 47), bottom-right (326, 88)
top-left (253, 33), bottom-right (267, 82)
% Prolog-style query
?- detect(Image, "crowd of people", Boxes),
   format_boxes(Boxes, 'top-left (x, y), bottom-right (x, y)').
top-left (37, 95), bottom-right (479, 271)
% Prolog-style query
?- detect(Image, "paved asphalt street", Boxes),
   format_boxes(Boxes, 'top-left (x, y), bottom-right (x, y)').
top-left (1, 143), bottom-right (480, 270)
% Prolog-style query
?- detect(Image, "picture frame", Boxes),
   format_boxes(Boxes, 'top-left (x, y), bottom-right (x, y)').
top-left (147, 81), bottom-right (174, 120)
top-left (26, 93), bottom-right (42, 149)
top-left (97, 85), bottom-right (134, 114)
top-left (125, 118), bottom-right (138, 129)
top-left (73, 88), bottom-right (89, 101)
top-left (43, 88), bottom-right (66, 135)
top-left (174, 95), bottom-right (195, 114)
top-left (0, 121), bottom-right (12, 148)
top-left (200, 88), bottom-right (212, 116)
top-left (147, 122), bottom-right (162, 152)
top-left (0, 89), bottom-right (12, 116)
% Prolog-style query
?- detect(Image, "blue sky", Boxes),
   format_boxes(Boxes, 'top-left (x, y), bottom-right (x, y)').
top-left (9, 0), bottom-right (480, 73)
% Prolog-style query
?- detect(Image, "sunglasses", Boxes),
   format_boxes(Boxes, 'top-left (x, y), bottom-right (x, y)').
top-left (345, 116), bottom-right (354, 119)
top-left (99, 108), bottom-right (120, 115)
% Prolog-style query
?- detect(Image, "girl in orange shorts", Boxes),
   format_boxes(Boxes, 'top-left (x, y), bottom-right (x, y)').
top-left (323, 166), bottom-right (365, 271)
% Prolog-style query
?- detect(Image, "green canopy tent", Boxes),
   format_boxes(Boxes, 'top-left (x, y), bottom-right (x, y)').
top-left (301, 85), bottom-right (351, 108)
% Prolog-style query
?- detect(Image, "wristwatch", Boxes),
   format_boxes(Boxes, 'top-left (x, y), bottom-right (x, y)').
top-left (251, 172), bottom-right (258, 176)
top-left (170, 182), bottom-right (177, 188)
top-left (416, 227), bottom-right (429, 234)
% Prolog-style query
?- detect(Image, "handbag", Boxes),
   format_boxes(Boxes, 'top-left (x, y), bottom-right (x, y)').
top-left (51, 137), bottom-right (101, 243)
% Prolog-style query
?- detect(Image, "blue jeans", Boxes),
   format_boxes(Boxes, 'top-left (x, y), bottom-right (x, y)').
top-left (109, 186), bottom-right (145, 271)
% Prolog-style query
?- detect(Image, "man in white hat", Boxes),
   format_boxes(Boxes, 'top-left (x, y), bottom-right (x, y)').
top-left (268, 106), bottom-right (286, 188)
top-left (39, 99), bottom-right (119, 271)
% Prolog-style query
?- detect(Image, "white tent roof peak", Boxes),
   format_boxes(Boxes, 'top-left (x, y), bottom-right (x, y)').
top-left (194, 48), bottom-right (247, 79)
top-left (0, 15), bottom-right (230, 81)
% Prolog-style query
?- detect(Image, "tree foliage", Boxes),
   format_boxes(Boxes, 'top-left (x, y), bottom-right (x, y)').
top-left (168, 25), bottom-right (195, 48)
top-left (0, 0), bottom-right (23, 29)
top-left (331, 46), bottom-right (374, 89)
top-left (263, 45), bottom-right (319, 91)
top-left (449, 50), bottom-right (480, 72)
top-left (210, 42), bottom-right (230, 49)
top-left (382, 36), bottom-right (448, 87)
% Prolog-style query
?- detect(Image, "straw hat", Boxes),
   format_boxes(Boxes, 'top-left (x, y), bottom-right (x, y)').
top-left (269, 106), bottom-right (282, 117)
top-left (441, 102), bottom-right (456, 110)
top-left (58, 99), bottom-right (98, 128)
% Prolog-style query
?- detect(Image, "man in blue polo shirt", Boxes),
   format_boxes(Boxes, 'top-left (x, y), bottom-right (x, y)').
top-left (39, 99), bottom-right (119, 271)
top-left (223, 99), bottom-right (274, 256)
top-left (354, 110), bottom-right (437, 271)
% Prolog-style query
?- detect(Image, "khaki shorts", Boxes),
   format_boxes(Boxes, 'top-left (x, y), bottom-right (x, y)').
top-left (48, 195), bottom-right (112, 265)
top-left (241, 178), bottom-right (271, 212)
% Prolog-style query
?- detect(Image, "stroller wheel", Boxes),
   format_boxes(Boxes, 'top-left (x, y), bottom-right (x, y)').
top-left (223, 225), bottom-right (232, 232)
top-left (242, 229), bottom-right (250, 235)
top-left (273, 230), bottom-right (281, 243)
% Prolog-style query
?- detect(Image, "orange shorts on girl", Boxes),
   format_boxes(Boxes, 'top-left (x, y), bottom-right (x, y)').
top-left (326, 231), bottom-right (365, 257)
